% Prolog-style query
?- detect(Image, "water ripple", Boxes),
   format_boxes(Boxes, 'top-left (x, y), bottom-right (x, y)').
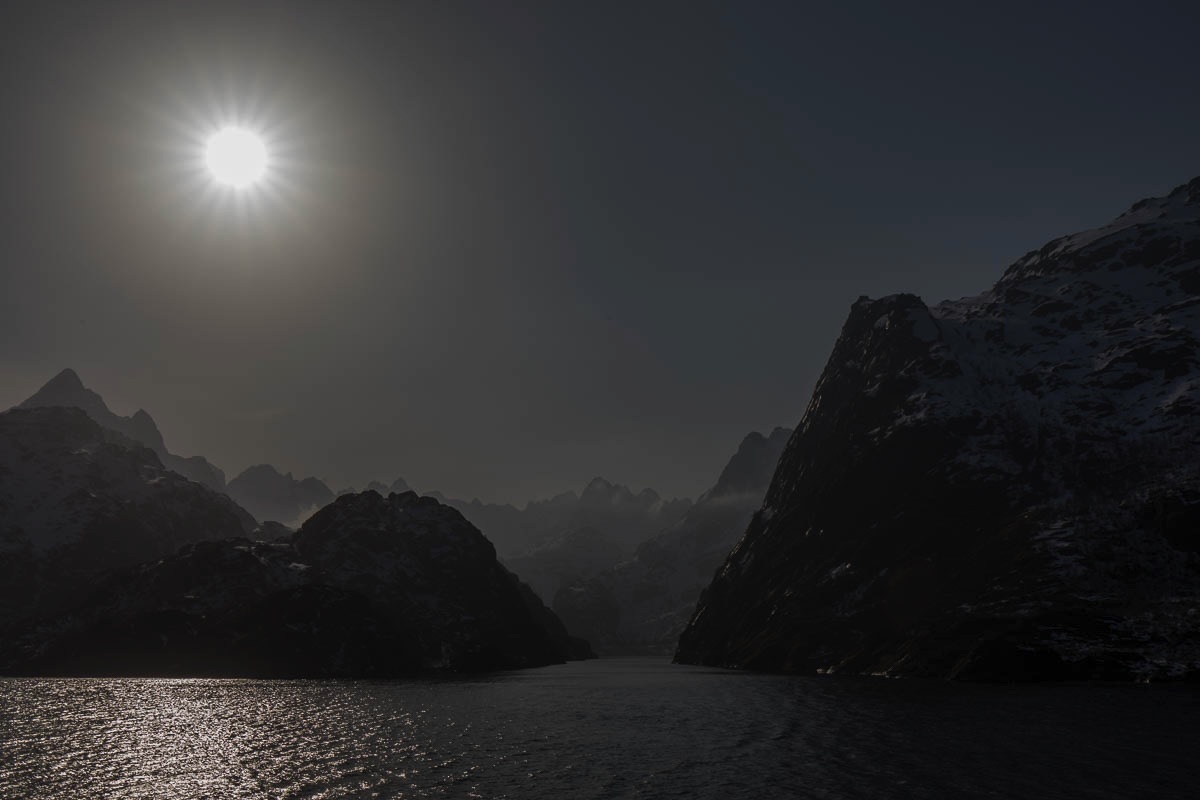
top-left (1, 660), bottom-right (1197, 799)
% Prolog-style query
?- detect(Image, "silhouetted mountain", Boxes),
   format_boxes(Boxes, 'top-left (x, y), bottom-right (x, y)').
top-left (226, 465), bottom-right (334, 527)
top-left (17, 368), bottom-right (226, 491)
top-left (0, 406), bottom-right (255, 626)
top-left (1, 491), bottom-right (592, 676)
top-left (341, 477), bottom-right (412, 497)
top-left (555, 428), bottom-right (790, 654)
top-left (676, 177), bottom-right (1200, 681)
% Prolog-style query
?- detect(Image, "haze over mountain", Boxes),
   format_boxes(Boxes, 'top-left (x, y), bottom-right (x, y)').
top-left (677, 177), bottom-right (1200, 681)
top-left (19, 369), bottom-right (226, 491)
top-left (0, 405), bottom-right (255, 626)
top-left (227, 464), bottom-right (335, 527)
top-left (428, 478), bottom-right (693, 562)
top-left (556, 427), bottom-right (791, 655)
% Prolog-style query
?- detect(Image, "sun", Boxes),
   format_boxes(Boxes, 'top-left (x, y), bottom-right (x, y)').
top-left (205, 127), bottom-right (268, 188)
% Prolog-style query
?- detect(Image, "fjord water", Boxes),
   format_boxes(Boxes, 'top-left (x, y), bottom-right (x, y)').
top-left (2, 659), bottom-right (1195, 799)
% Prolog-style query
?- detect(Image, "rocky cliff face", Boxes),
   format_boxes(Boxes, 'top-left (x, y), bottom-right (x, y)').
top-left (0, 407), bottom-right (256, 626)
top-left (226, 464), bottom-right (335, 527)
top-left (676, 177), bottom-right (1200, 681)
top-left (1, 490), bottom-right (591, 676)
top-left (555, 428), bottom-right (790, 654)
top-left (18, 369), bottom-right (227, 491)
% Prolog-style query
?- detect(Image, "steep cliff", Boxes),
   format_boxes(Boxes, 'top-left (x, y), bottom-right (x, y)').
top-left (677, 177), bottom-right (1200, 681)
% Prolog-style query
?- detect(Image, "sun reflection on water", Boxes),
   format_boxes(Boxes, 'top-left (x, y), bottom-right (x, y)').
top-left (2, 662), bottom-right (1196, 800)
top-left (1, 678), bottom-right (442, 799)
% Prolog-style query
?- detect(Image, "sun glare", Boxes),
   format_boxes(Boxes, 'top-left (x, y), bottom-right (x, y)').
top-left (205, 127), bottom-right (268, 188)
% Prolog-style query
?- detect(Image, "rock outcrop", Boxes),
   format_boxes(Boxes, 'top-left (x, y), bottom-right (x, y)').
top-left (676, 177), bottom-right (1200, 681)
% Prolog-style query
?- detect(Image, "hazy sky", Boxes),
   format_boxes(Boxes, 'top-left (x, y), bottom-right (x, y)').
top-left (1, 1), bottom-right (1197, 502)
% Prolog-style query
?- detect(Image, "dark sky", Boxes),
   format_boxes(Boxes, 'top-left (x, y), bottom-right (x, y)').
top-left (1, 1), bottom-right (1197, 502)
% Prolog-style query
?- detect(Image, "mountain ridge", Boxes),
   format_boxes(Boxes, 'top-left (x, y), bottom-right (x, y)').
top-left (676, 176), bottom-right (1200, 681)
top-left (17, 369), bottom-right (226, 491)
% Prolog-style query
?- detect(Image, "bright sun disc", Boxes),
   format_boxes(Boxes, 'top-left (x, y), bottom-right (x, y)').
top-left (205, 127), bottom-right (267, 188)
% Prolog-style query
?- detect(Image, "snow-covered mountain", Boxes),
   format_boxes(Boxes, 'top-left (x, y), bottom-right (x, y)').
top-left (555, 428), bottom-right (790, 654)
top-left (226, 464), bottom-right (335, 527)
top-left (0, 406), bottom-right (256, 625)
top-left (18, 369), bottom-right (226, 491)
top-left (677, 177), bottom-right (1200, 681)
top-left (1, 490), bottom-right (592, 676)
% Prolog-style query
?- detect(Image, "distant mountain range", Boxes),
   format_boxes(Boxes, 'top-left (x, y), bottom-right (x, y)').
top-left (1, 375), bottom-right (591, 675)
top-left (676, 176), bottom-right (1200, 681)
top-left (14, 369), bottom-right (338, 527)
top-left (16, 171), bottom-right (1197, 687)
top-left (227, 464), bottom-right (334, 527)
top-left (556, 427), bottom-right (791, 655)
top-left (428, 478), bottom-right (693, 561)
top-left (19, 368), bottom-right (226, 491)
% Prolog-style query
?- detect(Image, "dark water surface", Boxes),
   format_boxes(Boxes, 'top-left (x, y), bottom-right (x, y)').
top-left (1, 658), bottom-right (1196, 799)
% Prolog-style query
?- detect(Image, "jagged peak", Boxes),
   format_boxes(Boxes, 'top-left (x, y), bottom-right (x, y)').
top-left (44, 367), bottom-right (84, 391)
top-left (1165, 174), bottom-right (1200, 201)
top-left (990, 175), bottom-right (1200, 291)
top-left (583, 476), bottom-right (615, 492)
top-left (20, 367), bottom-right (107, 410)
top-left (709, 426), bottom-right (793, 500)
top-left (767, 426), bottom-right (791, 442)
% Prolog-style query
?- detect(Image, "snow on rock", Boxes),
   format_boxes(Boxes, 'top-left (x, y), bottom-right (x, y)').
top-left (677, 176), bottom-right (1200, 681)
top-left (0, 406), bottom-right (255, 624)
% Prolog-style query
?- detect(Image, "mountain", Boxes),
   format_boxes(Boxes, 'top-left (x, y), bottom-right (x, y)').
top-left (357, 477), bottom-right (412, 496)
top-left (430, 478), bottom-right (693, 610)
top-left (18, 369), bottom-right (226, 491)
top-left (555, 428), bottom-right (790, 654)
top-left (1, 490), bottom-right (592, 676)
top-left (0, 406), bottom-right (256, 626)
top-left (435, 479), bottom-right (692, 563)
top-left (676, 177), bottom-right (1200, 681)
top-left (505, 526), bottom-right (624, 602)
top-left (226, 464), bottom-right (335, 527)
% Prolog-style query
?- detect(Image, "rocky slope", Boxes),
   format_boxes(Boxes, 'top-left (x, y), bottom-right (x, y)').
top-left (0, 406), bottom-right (256, 626)
top-left (226, 464), bottom-right (335, 527)
top-left (18, 369), bottom-right (226, 491)
top-left (676, 177), bottom-right (1200, 681)
top-left (1, 490), bottom-right (592, 676)
top-left (555, 428), bottom-right (790, 654)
